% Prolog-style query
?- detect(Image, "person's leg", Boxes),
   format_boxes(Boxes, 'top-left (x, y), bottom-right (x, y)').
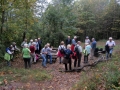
top-left (77, 53), bottom-right (81, 67)
top-left (109, 48), bottom-right (113, 58)
top-left (46, 55), bottom-right (48, 63)
top-left (41, 55), bottom-right (47, 67)
top-left (33, 53), bottom-right (36, 63)
top-left (86, 54), bottom-right (89, 63)
top-left (49, 55), bottom-right (52, 64)
top-left (74, 59), bottom-right (77, 67)
top-left (65, 64), bottom-right (68, 71)
top-left (23, 58), bottom-right (27, 69)
top-left (7, 61), bottom-right (11, 66)
top-left (69, 59), bottom-right (72, 70)
top-left (27, 58), bottom-right (31, 68)
top-left (90, 49), bottom-right (94, 60)
top-left (106, 52), bottom-right (109, 60)
top-left (59, 57), bottom-right (62, 64)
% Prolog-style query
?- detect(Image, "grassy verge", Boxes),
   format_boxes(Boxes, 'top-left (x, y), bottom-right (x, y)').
top-left (72, 52), bottom-right (120, 90)
top-left (0, 67), bottom-right (51, 85)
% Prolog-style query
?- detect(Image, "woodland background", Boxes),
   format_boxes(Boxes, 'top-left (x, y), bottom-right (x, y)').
top-left (0, 0), bottom-right (120, 60)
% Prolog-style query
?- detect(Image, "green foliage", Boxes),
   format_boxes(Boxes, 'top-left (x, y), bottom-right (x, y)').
top-left (0, 67), bottom-right (51, 83)
top-left (72, 54), bottom-right (120, 90)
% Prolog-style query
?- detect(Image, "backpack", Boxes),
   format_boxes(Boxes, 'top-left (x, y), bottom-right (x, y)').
top-left (74, 46), bottom-right (79, 54)
top-left (60, 46), bottom-right (65, 54)
top-left (64, 49), bottom-right (71, 59)
top-left (83, 49), bottom-right (88, 56)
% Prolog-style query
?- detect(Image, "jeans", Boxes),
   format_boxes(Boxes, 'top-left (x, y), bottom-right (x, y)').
top-left (23, 58), bottom-right (31, 69)
top-left (106, 48), bottom-right (113, 59)
top-left (41, 55), bottom-right (46, 67)
top-left (46, 55), bottom-right (52, 64)
top-left (90, 48), bottom-right (95, 59)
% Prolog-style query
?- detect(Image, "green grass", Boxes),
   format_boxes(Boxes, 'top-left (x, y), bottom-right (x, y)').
top-left (0, 67), bottom-right (52, 85)
top-left (72, 53), bottom-right (120, 90)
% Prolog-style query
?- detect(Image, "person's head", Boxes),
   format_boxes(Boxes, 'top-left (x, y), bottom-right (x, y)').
top-left (60, 41), bottom-right (64, 45)
top-left (35, 39), bottom-right (38, 42)
top-left (44, 44), bottom-right (47, 48)
top-left (9, 45), bottom-right (13, 48)
top-left (92, 38), bottom-right (95, 41)
top-left (38, 38), bottom-right (41, 40)
top-left (86, 36), bottom-right (89, 39)
top-left (67, 44), bottom-right (71, 49)
top-left (47, 43), bottom-right (50, 47)
top-left (24, 44), bottom-right (28, 48)
top-left (24, 39), bottom-right (27, 42)
top-left (12, 42), bottom-right (16, 46)
top-left (68, 36), bottom-right (70, 39)
top-left (74, 36), bottom-right (77, 39)
top-left (77, 41), bottom-right (81, 45)
top-left (30, 39), bottom-right (33, 43)
top-left (109, 37), bottom-right (112, 42)
top-left (32, 42), bottom-right (36, 46)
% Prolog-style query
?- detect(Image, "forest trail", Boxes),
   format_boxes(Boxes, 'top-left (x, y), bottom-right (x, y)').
top-left (0, 40), bottom-right (120, 90)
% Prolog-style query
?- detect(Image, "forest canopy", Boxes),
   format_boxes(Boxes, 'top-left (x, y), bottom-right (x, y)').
top-left (0, 0), bottom-right (120, 59)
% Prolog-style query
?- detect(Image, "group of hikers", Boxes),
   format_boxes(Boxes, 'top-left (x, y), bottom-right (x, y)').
top-left (4, 36), bottom-right (116, 71)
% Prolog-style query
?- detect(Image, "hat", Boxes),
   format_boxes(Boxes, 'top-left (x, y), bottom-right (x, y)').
top-left (109, 37), bottom-right (112, 39)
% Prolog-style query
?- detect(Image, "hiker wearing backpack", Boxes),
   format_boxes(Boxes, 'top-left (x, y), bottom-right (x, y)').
top-left (63, 44), bottom-right (73, 71)
top-left (71, 36), bottom-right (77, 52)
top-left (57, 41), bottom-right (66, 64)
top-left (83, 43), bottom-right (92, 63)
top-left (106, 37), bottom-right (115, 59)
top-left (90, 38), bottom-right (97, 60)
top-left (74, 41), bottom-right (82, 67)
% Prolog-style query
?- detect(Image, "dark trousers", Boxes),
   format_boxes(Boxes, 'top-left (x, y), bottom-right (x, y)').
top-left (23, 58), bottom-right (31, 69)
top-left (74, 53), bottom-right (82, 67)
top-left (64, 58), bottom-right (72, 70)
top-left (84, 54), bottom-right (89, 63)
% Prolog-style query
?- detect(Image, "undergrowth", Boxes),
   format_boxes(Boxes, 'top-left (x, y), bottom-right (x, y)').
top-left (72, 52), bottom-right (120, 90)
top-left (0, 67), bottom-right (51, 85)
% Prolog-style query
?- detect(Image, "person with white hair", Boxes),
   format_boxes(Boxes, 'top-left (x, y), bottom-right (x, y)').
top-left (21, 38), bottom-right (27, 47)
top-left (71, 36), bottom-right (77, 52)
top-left (28, 39), bottom-right (33, 47)
top-left (85, 36), bottom-right (90, 44)
top-left (22, 44), bottom-right (31, 69)
top-left (41, 45), bottom-right (48, 68)
top-left (46, 43), bottom-right (52, 64)
top-left (106, 37), bottom-right (116, 59)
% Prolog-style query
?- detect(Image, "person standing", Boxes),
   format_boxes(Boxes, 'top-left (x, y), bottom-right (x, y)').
top-left (57, 41), bottom-right (66, 64)
top-left (63, 44), bottom-right (73, 71)
top-left (46, 43), bottom-right (52, 64)
top-left (38, 38), bottom-right (42, 53)
top-left (29, 42), bottom-right (36, 64)
top-left (71, 36), bottom-right (77, 52)
top-left (65, 36), bottom-right (72, 46)
top-left (22, 44), bottom-right (31, 69)
top-left (85, 36), bottom-right (90, 44)
top-left (106, 37), bottom-right (115, 59)
top-left (84, 43), bottom-right (92, 63)
top-left (21, 39), bottom-right (27, 48)
top-left (4, 45), bottom-right (13, 66)
top-left (28, 39), bottom-right (33, 47)
top-left (74, 41), bottom-right (82, 67)
top-left (34, 39), bottom-right (39, 54)
top-left (90, 38), bottom-right (97, 60)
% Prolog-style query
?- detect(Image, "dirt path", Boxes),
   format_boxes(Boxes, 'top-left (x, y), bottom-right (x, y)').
top-left (1, 40), bottom-right (120, 90)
